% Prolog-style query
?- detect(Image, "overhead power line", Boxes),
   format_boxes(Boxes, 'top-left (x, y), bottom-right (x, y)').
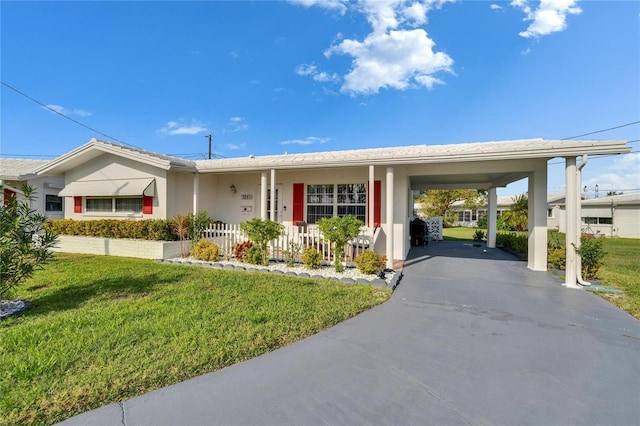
top-left (1, 81), bottom-right (128, 145)
top-left (561, 120), bottom-right (640, 140)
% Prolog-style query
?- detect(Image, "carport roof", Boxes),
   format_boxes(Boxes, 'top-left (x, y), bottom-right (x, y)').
top-left (195, 138), bottom-right (630, 172)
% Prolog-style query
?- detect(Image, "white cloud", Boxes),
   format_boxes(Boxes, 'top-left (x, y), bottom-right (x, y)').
top-left (45, 104), bottom-right (92, 117)
top-left (490, 4), bottom-right (503, 10)
top-left (288, 0), bottom-right (347, 15)
top-left (280, 136), bottom-right (331, 145)
top-left (295, 64), bottom-right (339, 83)
top-left (226, 116), bottom-right (248, 133)
top-left (583, 153), bottom-right (640, 192)
top-left (295, 0), bottom-right (455, 95)
top-left (512, 0), bottom-right (582, 38)
top-left (157, 120), bottom-right (208, 136)
top-left (326, 28), bottom-right (453, 94)
top-left (225, 143), bottom-right (246, 150)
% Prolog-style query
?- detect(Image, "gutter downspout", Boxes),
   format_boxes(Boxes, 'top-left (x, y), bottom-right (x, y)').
top-left (575, 155), bottom-right (591, 286)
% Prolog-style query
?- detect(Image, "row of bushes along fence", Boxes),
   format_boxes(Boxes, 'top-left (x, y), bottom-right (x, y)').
top-left (45, 219), bottom-right (176, 241)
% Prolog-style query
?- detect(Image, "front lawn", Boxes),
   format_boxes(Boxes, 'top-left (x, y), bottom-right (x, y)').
top-left (0, 254), bottom-right (391, 426)
top-left (598, 238), bottom-right (640, 319)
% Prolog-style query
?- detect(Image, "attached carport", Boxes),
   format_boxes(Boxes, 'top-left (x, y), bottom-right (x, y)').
top-left (394, 139), bottom-right (630, 288)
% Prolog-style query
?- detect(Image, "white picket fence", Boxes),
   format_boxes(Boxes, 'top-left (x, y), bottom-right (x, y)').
top-left (199, 223), bottom-right (379, 265)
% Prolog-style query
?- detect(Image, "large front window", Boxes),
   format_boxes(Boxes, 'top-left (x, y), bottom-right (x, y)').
top-left (86, 197), bottom-right (142, 213)
top-left (306, 183), bottom-right (367, 224)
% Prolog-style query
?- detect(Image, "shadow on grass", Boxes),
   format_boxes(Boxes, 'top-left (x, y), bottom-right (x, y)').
top-left (18, 272), bottom-right (181, 319)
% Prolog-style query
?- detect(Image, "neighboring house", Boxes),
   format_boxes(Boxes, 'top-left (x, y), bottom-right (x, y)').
top-left (449, 193), bottom-right (567, 228)
top-left (0, 158), bottom-right (65, 219)
top-left (549, 192), bottom-right (640, 239)
top-left (35, 137), bottom-right (631, 273)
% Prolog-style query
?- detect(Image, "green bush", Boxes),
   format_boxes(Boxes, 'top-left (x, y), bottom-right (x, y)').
top-left (239, 218), bottom-right (284, 266)
top-left (318, 215), bottom-right (363, 272)
top-left (190, 240), bottom-right (221, 262)
top-left (496, 232), bottom-right (528, 254)
top-left (548, 247), bottom-right (566, 270)
top-left (575, 237), bottom-right (606, 280)
top-left (45, 219), bottom-right (175, 241)
top-left (354, 250), bottom-right (384, 275)
top-left (242, 245), bottom-right (266, 265)
top-left (473, 229), bottom-right (485, 242)
top-left (301, 247), bottom-right (322, 270)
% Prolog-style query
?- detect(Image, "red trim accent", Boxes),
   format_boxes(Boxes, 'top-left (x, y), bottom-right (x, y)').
top-left (143, 195), bottom-right (153, 214)
top-left (73, 196), bottom-right (82, 213)
top-left (367, 181), bottom-right (382, 227)
top-left (3, 189), bottom-right (16, 206)
top-left (292, 183), bottom-right (304, 223)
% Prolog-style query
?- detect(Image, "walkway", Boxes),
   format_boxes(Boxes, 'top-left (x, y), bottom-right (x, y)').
top-left (60, 241), bottom-right (640, 425)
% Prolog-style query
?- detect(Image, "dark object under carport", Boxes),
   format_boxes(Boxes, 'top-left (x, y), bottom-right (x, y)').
top-left (410, 218), bottom-right (427, 246)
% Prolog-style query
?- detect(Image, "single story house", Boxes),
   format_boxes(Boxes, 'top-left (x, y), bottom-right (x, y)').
top-left (548, 192), bottom-right (640, 239)
top-left (445, 193), bottom-right (566, 228)
top-left (36, 137), bottom-right (630, 288)
top-left (0, 158), bottom-right (65, 219)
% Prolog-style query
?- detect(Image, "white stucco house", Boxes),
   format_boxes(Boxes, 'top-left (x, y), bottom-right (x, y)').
top-left (548, 192), bottom-right (640, 239)
top-left (0, 158), bottom-right (65, 219)
top-left (35, 137), bottom-right (631, 289)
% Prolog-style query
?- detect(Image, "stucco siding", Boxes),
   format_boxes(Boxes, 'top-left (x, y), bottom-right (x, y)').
top-left (63, 153), bottom-right (168, 220)
top-left (166, 171), bottom-right (195, 218)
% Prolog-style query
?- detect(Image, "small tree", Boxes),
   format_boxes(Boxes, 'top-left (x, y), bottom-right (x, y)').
top-left (574, 237), bottom-right (606, 280)
top-left (318, 215), bottom-right (363, 272)
top-left (170, 213), bottom-right (191, 257)
top-left (239, 218), bottom-right (284, 265)
top-left (501, 194), bottom-right (528, 231)
top-left (1, 184), bottom-right (58, 297)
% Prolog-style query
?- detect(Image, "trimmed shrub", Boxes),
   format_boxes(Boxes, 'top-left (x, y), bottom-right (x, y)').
top-left (242, 245), bottom-right (266, 265)
top-left (191, 240), bottom-right (221, 262)
top-left (496, 232), bottom-right (528, 254)
top-left (301, 247), bottom-right (322, 270)
top-left (45, 219), bottom-right (175, 241)
top-left (354, 250), bottom-right (384, 275)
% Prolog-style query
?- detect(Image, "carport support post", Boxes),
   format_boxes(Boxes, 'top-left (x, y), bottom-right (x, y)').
top-left (527, 160), bottom-right (548, 271)
top-left (487, 188), bottom-right (497, 248)
top-left (270, 169), bottom-right (276, 221)
top-left (193, 173), bottom-right (199, 215)
top-left (260, 172), bottom-right (267, 219)
top-left (369, 165), bottom-right (375, 230)
top-left (386, 167), bottom-right (394, 270)
top-left (564, 157), bottom-right (580, 288)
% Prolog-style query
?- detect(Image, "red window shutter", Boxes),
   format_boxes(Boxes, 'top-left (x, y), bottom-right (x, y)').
top-left (143, 195), bottom-right (153, 214)
top-left (367, 181), bottom-right (382, 227)
top-left (73, 196), bottom-right (82, 213)
top-left (292, 183), bottom-right (304, 223)
top-left (3, 189), bottom-right (15, 206)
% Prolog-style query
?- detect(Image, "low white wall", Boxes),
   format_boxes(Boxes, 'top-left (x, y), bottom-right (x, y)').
top-left (53, 235), bottom-right (184, 259)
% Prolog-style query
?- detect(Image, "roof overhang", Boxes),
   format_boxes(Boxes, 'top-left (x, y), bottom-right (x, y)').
top-left (58, 178), bottom-right (155, 197)
top-left (36, 138), bottom-right (196, 176)
top-left (195, 139), bottom-right (631, 173)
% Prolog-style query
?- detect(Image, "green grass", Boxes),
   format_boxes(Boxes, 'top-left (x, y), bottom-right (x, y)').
top-left (597, 238), bottom-right (640, 319)
top-left (442, 227), bottom-right (476, 241)
top-left (0, 254), bottom-right (391, 426)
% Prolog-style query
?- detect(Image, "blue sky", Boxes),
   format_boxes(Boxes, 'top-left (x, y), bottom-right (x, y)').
top-left (1, 0), bottom-right (638, 197)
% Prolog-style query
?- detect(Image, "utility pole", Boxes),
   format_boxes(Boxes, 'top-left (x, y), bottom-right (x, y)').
top-left (205, 134), bottom-right (212, 159)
